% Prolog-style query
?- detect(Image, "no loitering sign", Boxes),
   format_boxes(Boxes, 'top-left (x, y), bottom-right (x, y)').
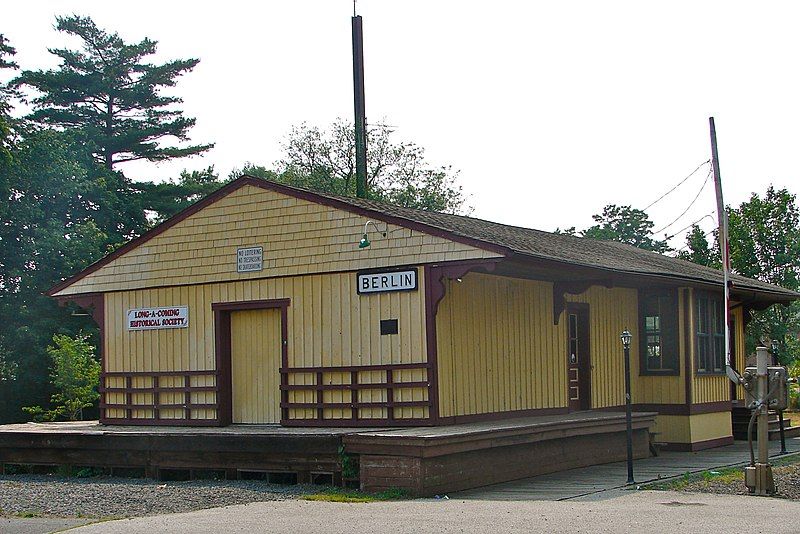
top-left (237, 246), bottom-right (263, 273)
top-left (127, 306), bottom-right (189, 331)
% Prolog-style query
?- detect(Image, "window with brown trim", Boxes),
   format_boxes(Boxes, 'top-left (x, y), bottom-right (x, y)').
top-left (639, 289), bottom-right (679, 375)
top-left (696, 291), bottom-right (725, 374)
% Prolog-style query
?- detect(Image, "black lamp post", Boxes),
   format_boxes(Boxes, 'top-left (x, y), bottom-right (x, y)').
top-left (773, 339), bottom-right (788, 455)
top-left (621, 329), bottom-right (635, 485)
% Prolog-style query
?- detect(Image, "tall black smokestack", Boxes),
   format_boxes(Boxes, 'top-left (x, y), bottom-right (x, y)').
top-left (352, 15), bottom-right (367, 198)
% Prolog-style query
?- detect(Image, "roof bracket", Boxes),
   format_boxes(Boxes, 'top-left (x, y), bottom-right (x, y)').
top-left (553, 280), bottom-right (612, 325)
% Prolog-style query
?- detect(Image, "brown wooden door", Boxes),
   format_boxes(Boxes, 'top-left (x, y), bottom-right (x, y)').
top-left (566, 304), bottom-right (591, 411)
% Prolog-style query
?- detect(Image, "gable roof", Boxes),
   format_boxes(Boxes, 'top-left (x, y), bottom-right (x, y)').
top-left (48, 175), bottom-right (799, 302)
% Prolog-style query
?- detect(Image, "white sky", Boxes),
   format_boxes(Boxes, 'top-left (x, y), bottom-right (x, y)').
top-left (5, 1), bottom-right (800, 248)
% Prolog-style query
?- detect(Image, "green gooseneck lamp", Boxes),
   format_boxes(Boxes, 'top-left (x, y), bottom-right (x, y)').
top-left (358, 220), bottom-right (386, 249)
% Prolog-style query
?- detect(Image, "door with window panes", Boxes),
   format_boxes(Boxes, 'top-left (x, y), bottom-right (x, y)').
top-left (566, 303), bottom-right (591, 411)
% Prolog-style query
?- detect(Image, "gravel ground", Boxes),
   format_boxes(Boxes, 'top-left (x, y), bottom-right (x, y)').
top-left (0, 475), bottom-right (308, 519)
top-left (675, 463), bottom-right (800, 498)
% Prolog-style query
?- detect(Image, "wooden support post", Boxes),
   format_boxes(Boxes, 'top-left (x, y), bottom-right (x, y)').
top-left (386, 369), bottom-right (394, 422)
top-left (351, 371), bottom-right (359, 421)
top-left (184, 375), bottom-right (191, 421)
top-left (126, 375), bottom-right (133, 420)
top-left (316, 371), bottom-right (324, 421)
top-left (153, 375), bottom-right (160, 421)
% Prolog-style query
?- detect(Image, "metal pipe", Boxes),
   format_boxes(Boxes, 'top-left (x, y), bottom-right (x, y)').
top-left (779, 410), bottom-right (787, 455)
top-left (747, 407), bottom-right (758, 466)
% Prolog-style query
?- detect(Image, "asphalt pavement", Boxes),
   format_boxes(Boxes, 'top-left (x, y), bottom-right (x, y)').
top-left (65, 490), bottom-right (800, 534)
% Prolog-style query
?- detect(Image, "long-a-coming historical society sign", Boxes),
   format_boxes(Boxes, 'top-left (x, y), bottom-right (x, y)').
top-left (357, 269), bottom-right (418, 294)
top-left (127, 306), bottom-right (189, 331)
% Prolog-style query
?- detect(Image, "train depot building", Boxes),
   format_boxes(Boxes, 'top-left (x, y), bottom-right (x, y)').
top-left (3, 175), bottom-right (797, 495)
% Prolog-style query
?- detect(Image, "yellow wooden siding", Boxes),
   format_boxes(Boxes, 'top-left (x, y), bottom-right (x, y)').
top-left (436, 274), bottom-right (699, 419)
top-left (58, 185), bottom-right (500, 296)
top-left (690, 412), bottom-right (732, 443)
top-left (231, 308), bottom-right (282, 423)
top-left (651, 415), bottom-right (691, 444)
top-left (565, 287), bottom-right (639, 409)
top-left (103, 269), bottom-right (428, 422)
top-left (436, 274), bottom-right (567, 418)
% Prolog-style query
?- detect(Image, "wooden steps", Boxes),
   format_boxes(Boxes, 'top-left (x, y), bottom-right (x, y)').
top-left (732, 407), bottom-right (800, 441)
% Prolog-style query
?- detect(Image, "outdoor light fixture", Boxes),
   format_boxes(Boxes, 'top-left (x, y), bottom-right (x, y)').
top-left (358, 220), bottom-right (386, 249)
top-left (620, 329), bottom-right (632, 349)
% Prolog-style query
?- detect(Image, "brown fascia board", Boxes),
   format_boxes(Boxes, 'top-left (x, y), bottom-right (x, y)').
top-left (505, 251), bottom-right (799, 304)
top-left (45, 176), bottom-right (512, 297)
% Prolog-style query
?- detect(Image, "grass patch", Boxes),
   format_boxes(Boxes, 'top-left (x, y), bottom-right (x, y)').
top-left (14, 510), bottom-right (42, 518)
top-left (302, 487), bottom-right (409, 503)
top-left (645, 452), bottom-right (800, 491)
top-left (646, 466), bottom-right (744, 491)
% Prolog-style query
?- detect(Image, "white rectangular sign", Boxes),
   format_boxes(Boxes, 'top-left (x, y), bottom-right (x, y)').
top-left (127, 306), bottom-right (189, 331)
top-left (357, 269), bottom-right (418, 294)
top-left (237, 246), bottom-right (263, 273)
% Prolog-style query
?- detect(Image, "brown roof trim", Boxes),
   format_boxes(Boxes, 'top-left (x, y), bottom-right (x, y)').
top-left (46, 176), bottom-right (510, 297)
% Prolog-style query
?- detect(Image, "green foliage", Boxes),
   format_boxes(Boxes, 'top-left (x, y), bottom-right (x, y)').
top-left (246, 119), bottom-right (470, 214)
top-left (0, 18), bottom-right (213, 423)
top-left (302, 487), bottom-right (409, 503)
top-left (338, 444), bottom-right (359, 480)
top-left (673, 187), bottom-right (800, 361)
top-left (55, 465), bottom-right (106, 478)
top-left (14, 15), bottom-right (212, 169)
top-left (677, 224), bottom-right (719, 267)
top-left (580, 205), bottom-right (670, 253)
top-left (728, 187), bottom-right (800, 360)
top-left (0, 34), bottom-right (19, 165)
top-left (23, 333), bottom-right (100, 422)
top-left (0, 129), bottom-right (134, 422)
top-left (228, 163), bottom-right (278, 182)
top-left (135, 166), bottom-right (224, 223)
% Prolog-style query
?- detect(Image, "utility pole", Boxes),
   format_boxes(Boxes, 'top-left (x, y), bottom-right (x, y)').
top-left (352, 13), bottom-right (367, 198)
top-left (710, 118), bottom-right (734, 378)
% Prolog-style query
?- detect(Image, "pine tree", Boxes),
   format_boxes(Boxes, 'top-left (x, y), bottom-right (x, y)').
top-left (0, 34), bottom-right (19, 164)
top-left (14, 15), bottom-right (212, 170)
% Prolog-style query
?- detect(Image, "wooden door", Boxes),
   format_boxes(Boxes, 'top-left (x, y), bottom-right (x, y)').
top-left (231, 308), bottom-right (282, 423)
top-left (566, 304), bottom-right (591, 411)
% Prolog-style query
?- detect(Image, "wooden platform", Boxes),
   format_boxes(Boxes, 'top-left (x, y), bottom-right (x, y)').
top-left (0, 421), bottom-right (361, 483)
top-left (344, 411), bottom-right (657, 495)
top-left (0, 411), bottom-right (657, 495)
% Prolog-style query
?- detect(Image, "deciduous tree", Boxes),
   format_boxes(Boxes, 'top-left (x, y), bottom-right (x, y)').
top-left (270, 119), bottom-right (469, 213)
top-left (580, 205), bottom-right (670, 253)
top-left (727, 187), bottom-right (800, 360)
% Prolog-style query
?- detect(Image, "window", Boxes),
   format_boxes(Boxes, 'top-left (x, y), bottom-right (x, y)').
top-left (639, 289), bottom-right (679, 374)
top-left (696, 292), bottom-right (725, 374)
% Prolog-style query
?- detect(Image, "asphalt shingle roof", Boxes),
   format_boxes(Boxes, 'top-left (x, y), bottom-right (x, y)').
top-left (306, 185), bottom-right (798, 301)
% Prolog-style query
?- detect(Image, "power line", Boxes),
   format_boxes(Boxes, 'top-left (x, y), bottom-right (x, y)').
top-left (664, 212), bottom-right (716, 241)
top-left (652, 168), bottom-right (713, 235)
top-left (643, 159), bottom-right (711, 212)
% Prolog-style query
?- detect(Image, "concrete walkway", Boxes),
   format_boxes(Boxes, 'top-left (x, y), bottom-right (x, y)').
top-left (454, 437), bottom-right (800, 501)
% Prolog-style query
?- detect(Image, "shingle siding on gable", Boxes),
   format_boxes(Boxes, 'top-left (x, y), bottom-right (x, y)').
top-left (53, 184), bottom-right (501, 296)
